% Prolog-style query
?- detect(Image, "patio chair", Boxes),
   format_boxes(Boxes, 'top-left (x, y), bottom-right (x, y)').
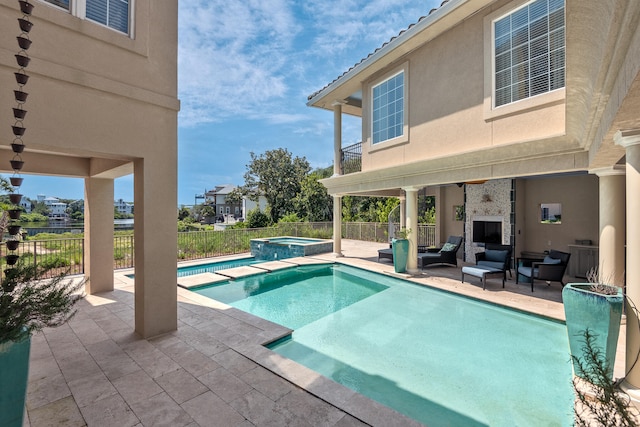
top-left (516, 249), bottom-right (571, 292)
top-left (482, 243), bottom-right (513, 278)
top-left (418, 236), bottom-right (463, 269)
top-left (475, 247), bottom-right (511, 282)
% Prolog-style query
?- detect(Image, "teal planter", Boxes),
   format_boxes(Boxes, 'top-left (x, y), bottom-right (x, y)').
top-left (0, 335), bottom-right (31, 427)
top-left (392, 238), bottom-right (409, 273)
top-left (562, 283), bottom-right (623, 380)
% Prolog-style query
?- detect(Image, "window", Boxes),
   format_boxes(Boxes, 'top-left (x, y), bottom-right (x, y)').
top-left (372, 71), bottom-right (404, 144)
top-left (494, 0), bottom-right (564, 107)
top-left (42, 0), bottom-right (130, 35)
top-left (87, 0), bottom-right (130, 33)
top-left (43, 0), bottom-right (70, 9)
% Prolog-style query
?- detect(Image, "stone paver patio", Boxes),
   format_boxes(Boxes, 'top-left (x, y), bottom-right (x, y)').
top-left (23, 239), bottom-right (626, 426)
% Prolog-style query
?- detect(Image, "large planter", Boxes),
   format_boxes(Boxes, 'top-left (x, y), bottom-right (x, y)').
top-left (0, 335), bottom-right (31, 426)
top-left (392, 238), bottom-right (409, 273)
top-left (562, 283), bottom-right (623, 380)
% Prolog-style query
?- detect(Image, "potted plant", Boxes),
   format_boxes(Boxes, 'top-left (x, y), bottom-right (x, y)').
top-left (1, 221), bottom-right (84, 426)
top-left (563, 268), bottom-right (623, 381)
top-left (391, 227), bottom-right (411, 273)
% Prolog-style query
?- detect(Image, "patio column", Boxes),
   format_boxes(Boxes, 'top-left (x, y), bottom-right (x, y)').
top-left (404, 187), bottom-right (419, 273)
top-left (333, 101), bottom-right (344, 176)
top-left (591, 166), bottom-right (626, 287)
top-left (333, 195), bottom-right (343, 257)
top-left (615, 129), bottom-right (640, 397)
top-left (134, 158), bottom-right (178, 338)
top-left (331, 101), bottom-right (344, 257)
top-left (84, 177), bottom-right (114, 294)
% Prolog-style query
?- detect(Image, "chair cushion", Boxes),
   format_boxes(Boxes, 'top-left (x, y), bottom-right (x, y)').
top-left (484, 249), bottom-right (508, 262)
top-left (478, 260), bottom-right (505, 270)
top-left (440, 242), bottom-right (457, 252)
top-left (517, 266), bottom-right (539, 277)
top-left (543, 255), bottom-right (562, 264)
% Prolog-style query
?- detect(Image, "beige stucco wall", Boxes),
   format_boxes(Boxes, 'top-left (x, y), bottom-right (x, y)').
top-left (0, 0), bottom-right (179, 338)
top-left (360, 0), bottom-right (566, 173)
top-left (517, 174), bottom-right (599, 254)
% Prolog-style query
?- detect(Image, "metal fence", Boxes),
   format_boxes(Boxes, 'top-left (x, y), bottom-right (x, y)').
top-left (341, 142), bottom-right (362, 174)
top-left (1, 222), bottom-right (436, 274)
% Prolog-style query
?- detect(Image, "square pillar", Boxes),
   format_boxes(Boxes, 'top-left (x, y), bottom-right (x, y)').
top-left (84, 177), bottom-right (114, 294)
top-left (134, 158), bottom-right (178, 338)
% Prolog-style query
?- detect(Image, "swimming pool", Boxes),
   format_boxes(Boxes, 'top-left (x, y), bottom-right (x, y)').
top-left (178, 257), bottom-right (258, 277)
top-left (192, 264), bottom-right (574, 426)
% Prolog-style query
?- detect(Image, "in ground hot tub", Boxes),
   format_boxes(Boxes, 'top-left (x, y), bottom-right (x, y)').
top-left (250, 236), bottom-right (333, 260)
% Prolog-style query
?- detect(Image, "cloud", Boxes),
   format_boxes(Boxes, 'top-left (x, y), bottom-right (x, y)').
top-left (178, 0), bottom-right (300, 126)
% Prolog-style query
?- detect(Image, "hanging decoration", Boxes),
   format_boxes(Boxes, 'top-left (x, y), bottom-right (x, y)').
top-left (6, 0), bottom-right (34, 268)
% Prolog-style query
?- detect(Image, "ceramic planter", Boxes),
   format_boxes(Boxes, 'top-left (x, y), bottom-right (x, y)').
top-left (562, 283), bottom-right (623, 380)
top-left (392, 238), bottom-right (409, 273)
top-left (0, 335), bottom-right (31, 426)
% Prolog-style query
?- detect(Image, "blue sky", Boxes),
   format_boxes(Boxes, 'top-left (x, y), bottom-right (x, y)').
top-left (9, 1), bottom-right (441, 207)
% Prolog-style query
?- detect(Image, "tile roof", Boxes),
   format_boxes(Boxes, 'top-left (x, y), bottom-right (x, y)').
top-left (307, 0), bottom-right (450, 102)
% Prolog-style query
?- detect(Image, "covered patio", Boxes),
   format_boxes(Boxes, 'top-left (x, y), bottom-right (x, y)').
top-left (24, 240), bottom-right (626, 426)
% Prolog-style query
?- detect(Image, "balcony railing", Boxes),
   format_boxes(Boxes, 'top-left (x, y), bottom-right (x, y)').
top-left (1, 222), bottom-right (436, 275)
top-left (341, 141), bottom-right (362, 174)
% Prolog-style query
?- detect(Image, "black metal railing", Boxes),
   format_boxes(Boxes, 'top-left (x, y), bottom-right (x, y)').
top-left (341, 141), bottom-right (362, 174)
top-left (1, 222), bottom-right (436, 274)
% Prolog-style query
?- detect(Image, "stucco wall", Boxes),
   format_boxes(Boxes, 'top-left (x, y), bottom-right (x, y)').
top-left (360, 0), bottom-right (566, 173)
top-left (517, 174), bottom-right (599, 256)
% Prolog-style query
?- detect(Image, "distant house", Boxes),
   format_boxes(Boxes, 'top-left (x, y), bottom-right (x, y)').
top-left (242, 195), bottom-right (268, 219)
top-left (37, 194), bottom-right (68, 221)
top-left (115, 199), bottom-right (134, 215)
top-left (205, 184), bottom-right (242, 221)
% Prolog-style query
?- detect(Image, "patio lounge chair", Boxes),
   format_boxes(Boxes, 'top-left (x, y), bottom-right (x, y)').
top-left (516, 249), bottom-right (571, 292)
top-left (418, 236), bottom-right (463, 269)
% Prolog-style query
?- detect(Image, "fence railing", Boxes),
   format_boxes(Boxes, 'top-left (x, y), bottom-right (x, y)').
top-left (1, 222), bottom-right (436, 274)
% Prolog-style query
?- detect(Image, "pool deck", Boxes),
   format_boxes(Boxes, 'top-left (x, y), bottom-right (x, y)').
top-left (24, 240), bottom-right (627, 426)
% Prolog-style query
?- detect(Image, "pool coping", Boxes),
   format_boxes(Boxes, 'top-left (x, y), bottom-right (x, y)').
top-left (173, 268), bottom-right (423, 426)
top-left (169, 255), bottom-right (572, 426)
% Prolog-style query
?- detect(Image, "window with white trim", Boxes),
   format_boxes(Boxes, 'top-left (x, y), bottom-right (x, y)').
top-left (372, 71), bottom-right (404, 144)
top-left (494, 0), bottom-right (564, 107)
top-left (42, 0), bottom-right (130, 35)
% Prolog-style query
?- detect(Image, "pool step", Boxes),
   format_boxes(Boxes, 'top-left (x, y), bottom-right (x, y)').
top-left (178, 272), bottom-right (229, 289)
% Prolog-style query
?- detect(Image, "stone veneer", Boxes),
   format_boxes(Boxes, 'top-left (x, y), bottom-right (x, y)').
top-left (464, 179), bottom-right (512, 261)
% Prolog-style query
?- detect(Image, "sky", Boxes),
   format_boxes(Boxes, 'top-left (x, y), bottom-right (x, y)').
top-left (8, 0), bottom-right (442, 207)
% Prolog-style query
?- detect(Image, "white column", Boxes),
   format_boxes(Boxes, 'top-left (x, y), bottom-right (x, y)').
top-left (84, 177), bottom-right (114, 294)
top-left (331, 101), bottom-right (344, 257)
top-left (333, 195), bottom-right (343, 257)
top-left (615, 130), bottom-right (640, 398)
top-left (332, 101), bottom-right (344, 176)
top-left (590, 166), bottom-right (626, 287)
top-left (404, 187), bottom-right (419, 273)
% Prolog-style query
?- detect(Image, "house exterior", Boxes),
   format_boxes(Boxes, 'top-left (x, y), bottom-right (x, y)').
top-left (308, 0), bottom-right (640, 399)
top-left (0, 0), bottom-right (179, 338)
top-left (204, 184), bottom-right (242, 220)
top-left (115, 198), bottom-right (133, 215)
top-left (37, 194), bottom-right (68, 220)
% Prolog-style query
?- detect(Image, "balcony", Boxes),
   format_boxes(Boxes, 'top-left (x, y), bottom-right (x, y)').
top-left (341, 142), bottom-right (361, 174)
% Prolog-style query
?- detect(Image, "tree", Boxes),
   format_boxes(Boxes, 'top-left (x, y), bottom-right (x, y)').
top-left (177, 206), bottom-right (191, 221)
top-left (246, 208), bottom-right (270, 228)
top-left (293, 173), bottom-right (332, 221)
top-left (243, 148), bottom-right (310, 224)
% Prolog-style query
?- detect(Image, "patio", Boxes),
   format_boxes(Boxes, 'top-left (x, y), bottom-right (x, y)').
top-left (24, 239), bottom-right (626, 426)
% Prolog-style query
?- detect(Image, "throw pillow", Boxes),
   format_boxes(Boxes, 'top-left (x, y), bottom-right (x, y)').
top-left (485, 249), bottom-right (508, 262)
top-left (440, 242), bottom-right (457, 252)
top-left (543, 255), bottom-right (562, 264)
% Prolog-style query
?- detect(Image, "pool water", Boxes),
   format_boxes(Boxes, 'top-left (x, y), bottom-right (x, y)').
top-left (177, 257), bottom-right (258, 277)
top-left (193, 264), bottom-right (574, 426)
